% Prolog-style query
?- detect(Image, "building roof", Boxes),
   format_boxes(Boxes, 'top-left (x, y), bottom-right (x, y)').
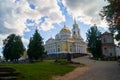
top-left (101, 31), bottom-right (112, 36)
top-left (60, 25), bottom-right (71, 34)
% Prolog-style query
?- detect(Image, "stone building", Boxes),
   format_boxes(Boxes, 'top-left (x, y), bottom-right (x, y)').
top-left (101, 31), bottom-right (120, 57)
top-left (45, 20), bottom-right (87, 54)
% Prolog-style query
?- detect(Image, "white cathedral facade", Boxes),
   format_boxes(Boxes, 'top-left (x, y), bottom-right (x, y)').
top-left (45, 20), bottom-right (87, 54)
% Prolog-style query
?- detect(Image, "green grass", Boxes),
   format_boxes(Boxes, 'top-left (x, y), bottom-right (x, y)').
top-left (0, 61), bottom-right (75, 80)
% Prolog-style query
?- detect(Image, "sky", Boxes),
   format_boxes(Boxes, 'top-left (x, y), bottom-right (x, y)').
top-left (0, 0), bottom-right (108, 56)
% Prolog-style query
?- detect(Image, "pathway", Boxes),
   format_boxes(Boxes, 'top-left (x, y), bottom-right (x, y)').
top-left (72, 56), bottom-right (120, 80)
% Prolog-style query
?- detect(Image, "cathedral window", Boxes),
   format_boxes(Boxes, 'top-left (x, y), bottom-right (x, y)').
top-left (73, 31), bottom-right (75, 35)
top-left (58, 48), bottom-right (60, 52)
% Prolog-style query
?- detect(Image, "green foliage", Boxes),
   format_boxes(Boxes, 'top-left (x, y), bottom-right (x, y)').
top-left (0, 61), bottom-right (75, 80)
top-left (27, 29), bottom-right (46, 61)
top-left (54, 59), bottom-right (68, 65)
top-left (100, 0), bottom-right (120, 44)
top-left (86, 26), bottom-right (102, 58)
top-left (2, 34), bottom-right (25, 61)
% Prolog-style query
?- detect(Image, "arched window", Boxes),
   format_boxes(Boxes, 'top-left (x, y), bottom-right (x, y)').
top-left (73, 31), bottom-right (75, 35)
top-left (58, 48), bottom-right (60, 52)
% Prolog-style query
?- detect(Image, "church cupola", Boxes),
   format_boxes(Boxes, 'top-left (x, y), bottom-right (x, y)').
top-left (60, 24), bottom-right (71, 39)
top-left (72, 19), bottom-right (82, 39)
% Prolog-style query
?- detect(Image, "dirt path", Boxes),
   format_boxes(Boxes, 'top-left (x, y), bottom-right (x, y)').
top-left (74, 56), bottom-right (120, 80)
top-left (53, 66), bottom-right (89, 80)
top-left (53, 56), bottom-right (91, 80)
top-left (53, 56), bottom-right (120, 80)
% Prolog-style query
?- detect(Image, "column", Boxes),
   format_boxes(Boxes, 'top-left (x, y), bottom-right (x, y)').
top-left (76, 44), bottom-right (77, 53)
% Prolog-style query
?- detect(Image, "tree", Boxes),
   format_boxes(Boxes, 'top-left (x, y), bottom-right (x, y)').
top-left (2, 34), bottom-right (25, 61)
top-left (11, 36), bottom-right (25, 61)
top-left (27, 29), bottom-right (46, 61)
top-left (100, 0), bottom-right (120, 45)
top-left (86, 25), bottom-right (102, 58)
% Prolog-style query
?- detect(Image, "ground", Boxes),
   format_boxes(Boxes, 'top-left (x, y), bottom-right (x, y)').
top-left (54, 56), bottom-right (120, 80)
top-left (0, 61), bottom-right (75, 80)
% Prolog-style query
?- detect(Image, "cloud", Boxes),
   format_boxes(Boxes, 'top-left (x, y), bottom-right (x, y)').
top-left (27, 0), bottom-right (65, 31)
top-left (0, 0), bottom-right (65, 34)
top-left (0, 0), bottom-right (65, 49)
top-left (62, 0), bottom-right (108, 27)
top-left (0, 34), bottom-right (8, 50)
top-left (22, 37), bottom-right (29, 45)
top-left (0, 0), bottom-right (31, 35)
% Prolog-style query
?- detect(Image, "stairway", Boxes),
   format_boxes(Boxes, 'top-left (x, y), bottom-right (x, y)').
top-left (0, 67), bottom-right (20, 80)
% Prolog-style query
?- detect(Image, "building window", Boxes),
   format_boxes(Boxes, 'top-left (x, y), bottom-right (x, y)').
top-left (104, 48), bottom-right (107, 50)
top-left (104, 48), bottom-right (107, 53)
top-left (103, 38), bottom-right (106, 43)
top-left (110, 53), bottom-right (112, 56)
top-left (58, 48), bottom-right (60, 52)
top-left (73, 31), bottom-right (75, 35)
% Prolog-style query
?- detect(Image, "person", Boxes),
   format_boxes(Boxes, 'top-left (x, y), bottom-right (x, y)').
top-left (66, 53), bottom-right (71, 62)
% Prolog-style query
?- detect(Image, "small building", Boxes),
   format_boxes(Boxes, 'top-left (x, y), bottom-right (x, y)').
top-left (101, 31), bottom-right (120, 57)
top-left (44, 20), bottom-right (87, 54)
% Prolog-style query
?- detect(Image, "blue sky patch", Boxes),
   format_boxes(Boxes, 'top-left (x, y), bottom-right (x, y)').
top-left (29, 4), bottom-right (36, 10)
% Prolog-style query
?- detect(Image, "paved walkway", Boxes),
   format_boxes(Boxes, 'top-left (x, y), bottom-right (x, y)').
top-left (72, 56), bottom-right (120, 80)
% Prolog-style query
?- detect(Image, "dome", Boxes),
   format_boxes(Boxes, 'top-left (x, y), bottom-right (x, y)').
top-left (47, 37), bottom-right (55, 42)
top-left (55, 33), bottom-right (61, 39)
top-left (60, 25), bottom-right (71, 34)
top-left (46, 37), bottom-right (54, 43)
top-left (59, 25), bottom-right (71, 39)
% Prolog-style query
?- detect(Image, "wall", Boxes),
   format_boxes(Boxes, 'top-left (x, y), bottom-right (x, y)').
top-left (45, 53), bottom-right (87, 59)
top-left (116, 47), bottom-right (120, 57)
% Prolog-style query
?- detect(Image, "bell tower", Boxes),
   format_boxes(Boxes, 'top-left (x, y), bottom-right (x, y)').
top-left (72, 19), bottom-right (81, 39)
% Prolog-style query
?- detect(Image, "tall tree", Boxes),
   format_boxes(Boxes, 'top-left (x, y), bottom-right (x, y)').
top-left (2, 34), bottom-right (25, 61)
top-left (86, 25), bottom-right (102, 58)
top-left (27, 29), bottom-right (46, 61)
top-left (100, 0), bottom-right (120, 45)
top-left (11, 36), bottom-right (25, 61)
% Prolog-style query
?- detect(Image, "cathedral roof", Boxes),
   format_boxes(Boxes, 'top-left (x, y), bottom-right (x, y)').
top-left (60, 25), bottom-right (71, 34)
top-left (48, 37), bottom-right (54, 40)
top-left (47, 37), bottom-right (54, 41)
top-left (73, 19), bottom-right (79, 28)
top-left (46, 37), bottom-right (55, 43)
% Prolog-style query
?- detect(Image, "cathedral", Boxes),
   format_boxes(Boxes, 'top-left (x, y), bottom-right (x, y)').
top-left (45, 20), bottom-right (87, 54)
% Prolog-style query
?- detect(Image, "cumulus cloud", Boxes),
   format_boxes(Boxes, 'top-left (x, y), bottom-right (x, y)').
top-left (62, 0), bottom-right (108, 27)
top-left (0, 0), bottom-right (65, 49)
top-left (0, 0), bottom-right (31, 35)
top-left (27, 0), bottom-right (65, 31)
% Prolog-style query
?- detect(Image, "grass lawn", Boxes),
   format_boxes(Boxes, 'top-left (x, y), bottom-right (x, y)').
top-left (0, 60), bottom-right (76, 80)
